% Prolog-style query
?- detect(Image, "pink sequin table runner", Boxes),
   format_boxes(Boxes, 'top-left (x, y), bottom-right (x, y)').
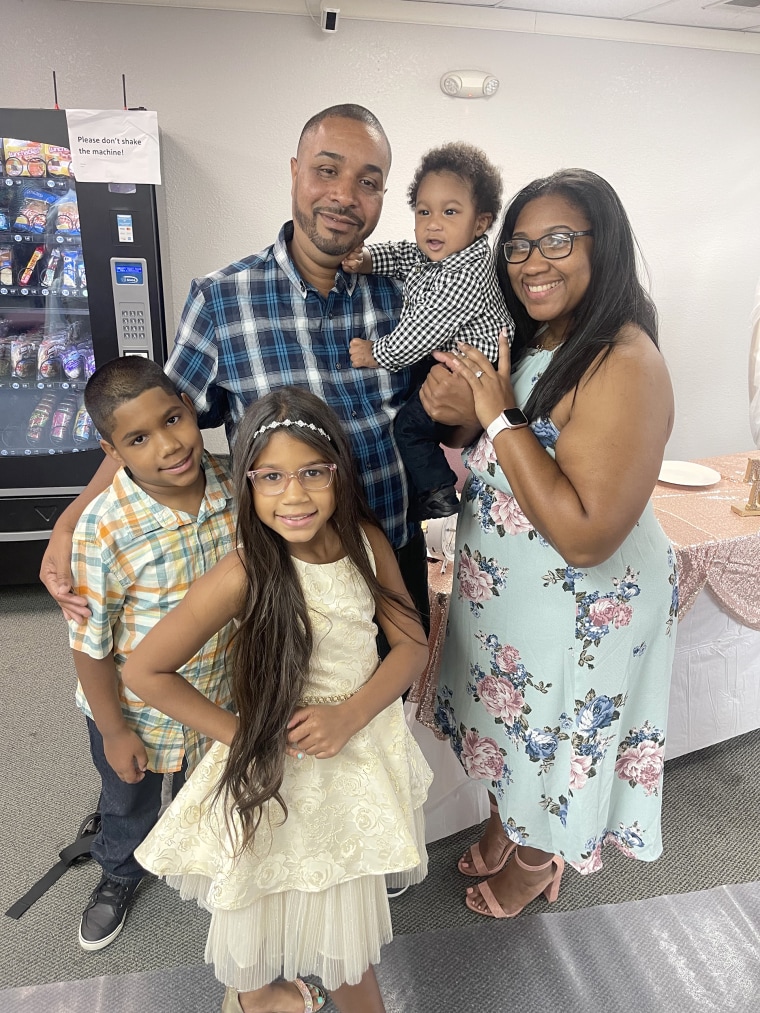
top-left (410, 451), bottom-right (760, 735)
top-left (652, 452), bottom-right (760, 628)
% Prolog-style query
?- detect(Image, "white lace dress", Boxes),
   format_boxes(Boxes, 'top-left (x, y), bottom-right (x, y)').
top-left (135, 549), bottom-right (432, 991)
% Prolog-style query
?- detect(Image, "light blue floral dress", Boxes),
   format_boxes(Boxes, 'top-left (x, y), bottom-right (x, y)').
top-left (435, 348), bottom-right (678, 874)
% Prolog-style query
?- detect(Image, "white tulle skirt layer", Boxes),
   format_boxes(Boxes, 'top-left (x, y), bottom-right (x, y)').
top-left (164, 805), bottom-right (427, 991)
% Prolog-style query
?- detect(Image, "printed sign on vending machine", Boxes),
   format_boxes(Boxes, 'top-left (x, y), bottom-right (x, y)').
top-left (65, 109), bottom-right (161, 184)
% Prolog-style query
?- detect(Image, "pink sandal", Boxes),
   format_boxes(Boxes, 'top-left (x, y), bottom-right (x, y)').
top-left (465, 851), bottom-right (564, 918)
top-left (457, 800), bottom-right (516, 878)
top-left (222, 979), bottom-right (326, 1012)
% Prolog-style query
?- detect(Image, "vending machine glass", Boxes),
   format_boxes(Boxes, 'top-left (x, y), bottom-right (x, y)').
top-left (0, 108), bottom-right (166, 583)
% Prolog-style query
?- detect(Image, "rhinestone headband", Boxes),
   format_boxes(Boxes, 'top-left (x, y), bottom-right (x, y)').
top-left (252, 418), bottom-right (331, 441)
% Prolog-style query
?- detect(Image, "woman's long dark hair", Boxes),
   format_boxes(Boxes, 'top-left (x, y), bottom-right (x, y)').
top-left (495, 168), bottom-right (658, 421)
top-left (216, 387), bottom-right (418, 852)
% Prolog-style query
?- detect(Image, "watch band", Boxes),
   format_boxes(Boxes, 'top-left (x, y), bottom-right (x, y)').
top-left (486, 409), bottom-right (530, 441)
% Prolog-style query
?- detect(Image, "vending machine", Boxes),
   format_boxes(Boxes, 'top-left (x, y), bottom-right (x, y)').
top-left (0, 108), bottom-right (167, 583)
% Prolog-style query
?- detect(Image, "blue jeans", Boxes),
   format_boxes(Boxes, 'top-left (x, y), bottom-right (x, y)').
top-left (86, 717), bottom-right (186, 884)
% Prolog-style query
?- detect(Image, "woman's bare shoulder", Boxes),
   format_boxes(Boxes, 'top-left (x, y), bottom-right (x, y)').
top-left (613, 323), bottom-right (662, 353)
top-left (584, 326), bottom-right (670, 387)
top-left (552, 327), bottom-right (668, 429)
top-left (571, 326), bottom-right (674, 438)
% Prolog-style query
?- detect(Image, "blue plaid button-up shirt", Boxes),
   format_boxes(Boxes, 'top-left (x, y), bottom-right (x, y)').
top-left (166, 222), bottom-right (423, 548)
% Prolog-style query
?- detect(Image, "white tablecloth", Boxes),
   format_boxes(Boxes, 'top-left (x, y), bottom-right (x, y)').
top-left (666, 586), bottom-right (760, 759)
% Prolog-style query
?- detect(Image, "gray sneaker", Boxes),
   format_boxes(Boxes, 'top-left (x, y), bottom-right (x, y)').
top-left (78, 874), bottom-right (142, 951)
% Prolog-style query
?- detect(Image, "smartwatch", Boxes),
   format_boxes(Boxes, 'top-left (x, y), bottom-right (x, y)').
top-left (486, 408), bottom-right (530, 441)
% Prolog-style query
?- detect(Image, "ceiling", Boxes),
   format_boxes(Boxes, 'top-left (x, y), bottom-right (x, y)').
top-left (61, 0), bottom-right (760, 37)
top-left (399, 0), bottom-right (760, 32)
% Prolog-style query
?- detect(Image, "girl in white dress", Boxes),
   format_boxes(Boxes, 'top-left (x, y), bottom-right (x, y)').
top-left (123, 387), bottom-right (432, 1013)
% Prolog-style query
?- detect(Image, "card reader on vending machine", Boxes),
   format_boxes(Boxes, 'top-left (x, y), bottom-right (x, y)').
top-left (110, 257), bottom-right (154, 357)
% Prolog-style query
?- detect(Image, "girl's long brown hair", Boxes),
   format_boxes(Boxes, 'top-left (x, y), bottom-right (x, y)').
top-left (217, 387), bottom-right (418, 853)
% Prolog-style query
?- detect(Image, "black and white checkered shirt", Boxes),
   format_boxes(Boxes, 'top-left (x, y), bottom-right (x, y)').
top-left (367, 235), bottom-right (513, 371)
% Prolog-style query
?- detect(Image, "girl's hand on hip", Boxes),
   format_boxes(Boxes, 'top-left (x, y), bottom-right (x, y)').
top-left (432, 329), bottom-right (515, 431)
top-left (286, 704), bottom-right (356, 760)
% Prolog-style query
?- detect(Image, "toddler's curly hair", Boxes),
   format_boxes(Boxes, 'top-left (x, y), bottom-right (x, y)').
top-left (407, 141), bottom-right (503, 223)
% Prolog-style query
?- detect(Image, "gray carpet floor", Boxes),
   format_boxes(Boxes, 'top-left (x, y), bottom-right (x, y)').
top-left (2, 582), bottom-right (760, 993)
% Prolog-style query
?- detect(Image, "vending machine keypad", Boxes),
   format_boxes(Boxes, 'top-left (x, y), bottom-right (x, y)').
top-left (110, 258), bottom-right (153, 357)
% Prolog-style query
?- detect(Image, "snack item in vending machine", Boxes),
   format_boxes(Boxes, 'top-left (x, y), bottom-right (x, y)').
top-left (0, 186), bottom-right (11, 229)
top-left (76, 251), bottom-right (87, 289)
top-left (61, 247), bottom-right (79, 288)
top-left (51, 395), bottom-right (78, 442)
top-left (3, 139), bottom-right (46, 178)
top-left (18, 245), bottom-right (45, 286)
top-left (38, 332), bottom-right (68, 381)
top-left (62, 337), bottom-right (84, 380)
top-left (40, 247), bottom-right (62, 288)
top-left (11, 333), bottom-right (41, 379)
top-left (27, 393), bottom-right (58, 443)
top-left (73, 402), bottom-right (95, 443)
top-left (14, 188), bottom-right (57, 233)
top-left (44, 144), bottom-right (73, 177)
top-left (0, 246), bottom-right (12, 286)
top-left (82, 339), bottom-right (96, 378)
top-left (54, 191), bottom-right (80, 235)
top-left (0, 333), bottom-right (12, 377)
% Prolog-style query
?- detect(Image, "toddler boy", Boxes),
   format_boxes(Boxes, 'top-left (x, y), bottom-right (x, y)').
top-left (68, 356), bottom-right (236, 951)
top-left (345, 141), bottom-right (513, 519)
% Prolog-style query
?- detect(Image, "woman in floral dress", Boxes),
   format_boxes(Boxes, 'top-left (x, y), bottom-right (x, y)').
top-left (423, 169), bottom-right (678, 918)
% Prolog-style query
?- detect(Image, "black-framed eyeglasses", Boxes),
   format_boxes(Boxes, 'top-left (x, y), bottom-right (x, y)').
top-left (502, 230), bottom-right (593, 264)
top-left (246, 463), bottom-right (337, 496)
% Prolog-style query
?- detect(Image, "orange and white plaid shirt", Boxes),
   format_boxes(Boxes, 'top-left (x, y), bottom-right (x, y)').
top-left (68, 452), bottom-right (237, 773)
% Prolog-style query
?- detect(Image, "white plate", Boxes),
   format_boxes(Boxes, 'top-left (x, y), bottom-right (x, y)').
top-left (658, 461), bottom-right (721, 487)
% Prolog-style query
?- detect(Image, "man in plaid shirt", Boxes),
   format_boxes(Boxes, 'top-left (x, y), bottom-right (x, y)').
top-left (164, 104), bottom-right (430, 626)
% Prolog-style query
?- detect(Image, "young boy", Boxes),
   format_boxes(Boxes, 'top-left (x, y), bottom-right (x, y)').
top-left (68, 356), bottom-right (237, 951)
top-left (344, 141), bottom-right (513, 519)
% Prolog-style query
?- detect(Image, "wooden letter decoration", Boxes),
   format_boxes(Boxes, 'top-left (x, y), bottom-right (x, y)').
top-left (731, 458), bottom-right (760, 516)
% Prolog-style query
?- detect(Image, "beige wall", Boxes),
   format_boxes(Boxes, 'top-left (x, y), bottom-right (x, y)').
top-left (2, 0), bottom-right (759, 457)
